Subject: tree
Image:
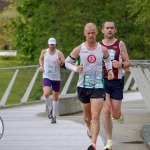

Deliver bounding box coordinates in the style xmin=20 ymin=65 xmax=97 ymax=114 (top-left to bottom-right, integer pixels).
xmin=128 ymin=0 xmax=150 ymax=59
xmin=1 ymin=0 xmax=149 ymax=63
xmin=0 ymin=0 xmax=15 ymax=50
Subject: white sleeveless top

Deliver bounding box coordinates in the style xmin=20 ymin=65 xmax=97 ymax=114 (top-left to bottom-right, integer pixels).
xmin=43 ymin=49 xmax=61 ymax=81
xmin=77 ymin=42 xmax=104 ymax=88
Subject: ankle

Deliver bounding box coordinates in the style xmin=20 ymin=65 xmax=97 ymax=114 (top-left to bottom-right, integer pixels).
xmin=91 ymin=143 xmax=96 ymax=148
xmin=86 ymin=122 xmax=92 ymax=129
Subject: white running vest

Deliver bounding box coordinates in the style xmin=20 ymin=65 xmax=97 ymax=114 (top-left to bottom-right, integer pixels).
xmin=77 ymin=42 xmax=104 ymax=88
xmin=43 ymin=49 xmax=61 ymax=81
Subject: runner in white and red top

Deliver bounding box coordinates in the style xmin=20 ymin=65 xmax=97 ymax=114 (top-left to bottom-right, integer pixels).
xmin=100 ymin=21 xmax=130 ymax=150
xmin=100 ymin=39 xmax=123 ymax=79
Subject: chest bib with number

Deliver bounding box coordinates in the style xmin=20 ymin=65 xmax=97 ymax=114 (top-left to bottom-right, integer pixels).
xmin=109 ymin=49 xmax=116 ymax=60
xmin=45 ymin=65 xmax=56 ymax=74
xmin=83 ymin=75 xmax=103 ymax=88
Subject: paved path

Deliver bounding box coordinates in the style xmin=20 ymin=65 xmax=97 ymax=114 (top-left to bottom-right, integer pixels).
xmin=0 ymin=91 xmax=150 ymax=150
xmin=0 ymin=102 xmax=104 ymax=150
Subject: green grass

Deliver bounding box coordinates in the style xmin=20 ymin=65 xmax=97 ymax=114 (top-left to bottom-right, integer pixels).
xmin=0 ymin=59 xmax=78 ymax=105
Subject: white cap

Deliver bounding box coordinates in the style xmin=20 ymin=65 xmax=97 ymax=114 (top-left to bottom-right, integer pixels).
xmin=48 ymin=37 xmax=56 ymax=45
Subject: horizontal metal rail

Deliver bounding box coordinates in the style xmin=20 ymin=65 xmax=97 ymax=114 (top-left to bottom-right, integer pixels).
xmin=0 ymin=60 xmax=150 ymax=109
xmin=0 ymin=65 xmax=39 ymax=70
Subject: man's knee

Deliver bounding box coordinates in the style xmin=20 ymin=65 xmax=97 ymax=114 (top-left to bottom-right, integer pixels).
xmin=103 ymin=107 xmax=111 ymax=116
xmin=92 ymin=112 xmax=100 ymax=121
xmin=44 ymin=93 xmax=49 ymax=98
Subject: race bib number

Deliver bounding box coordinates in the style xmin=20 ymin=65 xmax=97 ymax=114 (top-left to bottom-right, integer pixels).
xmin=45 ymin=65 xmax=56 ymax=74
xmin=83 ymin=76 xmax=102 ymax=88
xmin=109 ymin=49 xmax=116 ymax=60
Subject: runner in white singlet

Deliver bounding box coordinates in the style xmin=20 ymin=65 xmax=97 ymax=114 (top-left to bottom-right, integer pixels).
xmin=39 ymin=37 xmax=65 ymax=124
xmin=65 ymin=23 xmax=114 ymax=150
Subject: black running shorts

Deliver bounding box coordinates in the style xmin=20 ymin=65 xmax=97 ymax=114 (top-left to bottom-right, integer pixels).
xmin=77 ymin=87 xmax=105 ymax=104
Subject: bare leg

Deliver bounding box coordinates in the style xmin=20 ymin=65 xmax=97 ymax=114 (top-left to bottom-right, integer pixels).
xmin=103 ymin=94 xmax=112 ymax=140
xmin=111 ymin=99 xmax=122 ymax=119
xmin=81 ymin=103 xmax=92 ymax=126
xmin=90 ymin=98 xmax=103 ymax=146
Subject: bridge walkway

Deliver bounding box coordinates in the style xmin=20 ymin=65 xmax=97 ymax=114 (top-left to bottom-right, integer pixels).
xmin=0 ymin=91 xmax=150 ymax=150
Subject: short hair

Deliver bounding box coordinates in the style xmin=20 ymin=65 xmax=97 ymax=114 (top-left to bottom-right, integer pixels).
xmin=84 ymin=22 xmax=97 ymax=31
xmin=102 ymin=20 xmax=116 ymax=29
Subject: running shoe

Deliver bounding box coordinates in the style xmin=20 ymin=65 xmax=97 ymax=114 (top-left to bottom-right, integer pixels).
xmin=87 ymin=144 xmax=96 ymax=150
xmin=104 ymin=140 xmax=112 ymax=150
xmin=104 ymin=148 xmax=112 ymax=150
xmin=51 ymin=116 xmax=56 ymax=124
xmin=111 ymin=115 xmax=115 ymax=121
xmin=48 ymin=109 xmax=53 ymax=119
xmin=111 ymin=113 xmax=124 ymax=124
xmin=87 ymin=129 xmax=92 ymax=139
xmin=85 ymin=123 xmax=92 ymax=139
xmin=117 ymin=113 xmax=124 ymax=124
xmin=104 ymin=145 xmax=112 ymax=150
xmin=87 ymin=127 xmax=92 ymax=139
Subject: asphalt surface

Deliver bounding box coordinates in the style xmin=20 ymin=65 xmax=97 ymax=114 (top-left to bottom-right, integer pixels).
xmin=60 ymin=91 xmax=150 ymax=150
xmin=0 ymin=91 xmax=150 ymax=150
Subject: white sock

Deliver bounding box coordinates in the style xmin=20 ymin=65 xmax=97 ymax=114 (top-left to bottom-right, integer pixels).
xmin=104 ymin=140 xmax=113 ymax=149
xmin=45 ymin=96 xmax=52 ymax=110
xmin=56 ymin=100 xmax=59 ymax=116
xmin=52 ymin=100 xmax=58 ymax=117
xmin=107 ymin=140 xmax=112 ymax=147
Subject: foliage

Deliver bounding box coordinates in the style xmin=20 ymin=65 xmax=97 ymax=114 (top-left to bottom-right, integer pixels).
xmin=0 ymin=0 xmax=150 ymax=62
xmin=0 ymin=0 xmax=15 ymax=49
xmin=128 ymin=0 xmax=150 ymax=59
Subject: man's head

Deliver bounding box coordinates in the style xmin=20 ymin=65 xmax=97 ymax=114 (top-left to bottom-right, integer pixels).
xmin=48 ymin=37 xmax=56 ymax=45
xmin=84 ymin=22 xmax=98 ymax=43
xmin=48 ymin=37 xmax=56 ymax=51
xmin=101 ymin=21 xmax=117 ymax=39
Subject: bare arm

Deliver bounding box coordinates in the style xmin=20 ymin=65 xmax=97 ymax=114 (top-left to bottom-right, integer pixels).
xmin=39 ymin=49 xmax=46 ymax=65
xmin=65 ymin=45 xmax=83 ymax=72
xmin=59 ymin=51 xmax=65 ymax=64
xmin=120 ymin=41 xmax=130 ymax=68
xmin=69 ymin=45 xmax=81 ymax=59
xmin=56 ymin=51 xmax=65 ymax=65
xmin=112 ymin=41 xmax=130 ymax=69
xmin=102 ymin=46 xmax=114 ymax=80
xmin=39 ymin=49 xmax=46 ymax=72
xmin=102 ymin=45 xmax=109 ymax=58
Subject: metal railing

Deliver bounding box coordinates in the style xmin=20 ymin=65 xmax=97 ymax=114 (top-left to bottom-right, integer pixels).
xmin=0 ymin=60 xmax=150 ymax=112
xmin=130 ymin=61 xmax=150 ymax=112
xmin=0 ymin=65 xmax=76 ymax=107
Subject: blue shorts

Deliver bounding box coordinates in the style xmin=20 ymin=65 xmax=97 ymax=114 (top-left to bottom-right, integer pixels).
xmin=42 ymin=78 xmax=60 ymax=92
xmin=77 ymin=87 xmax=105 ymax=104
xmin=104 ymin=79 xmax=123 ymax=100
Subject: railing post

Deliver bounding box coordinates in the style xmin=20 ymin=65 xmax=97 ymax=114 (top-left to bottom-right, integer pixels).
xmin=143 ymin=68 xmax=150 ymax=82
xmin=0 ymin=69 xmax=19 ymax=106
xmin=21 ymin=67 xmax=40 ymax=103
xmin=131 ymin=67 xmax=150 ymax=112
xmin=60 ymin=71 xmax=75 ymax=95
xmin=124 ymin=73 xmax=133 ymax=91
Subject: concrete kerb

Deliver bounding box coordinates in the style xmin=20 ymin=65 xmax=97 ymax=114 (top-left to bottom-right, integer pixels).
xmin=0 ymin=93 xmax=81 ymax=116
xmin=141 ymin=121 xmax=150 ymax=148
xmin=44 ymin=93 xmax=82 ymax=116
